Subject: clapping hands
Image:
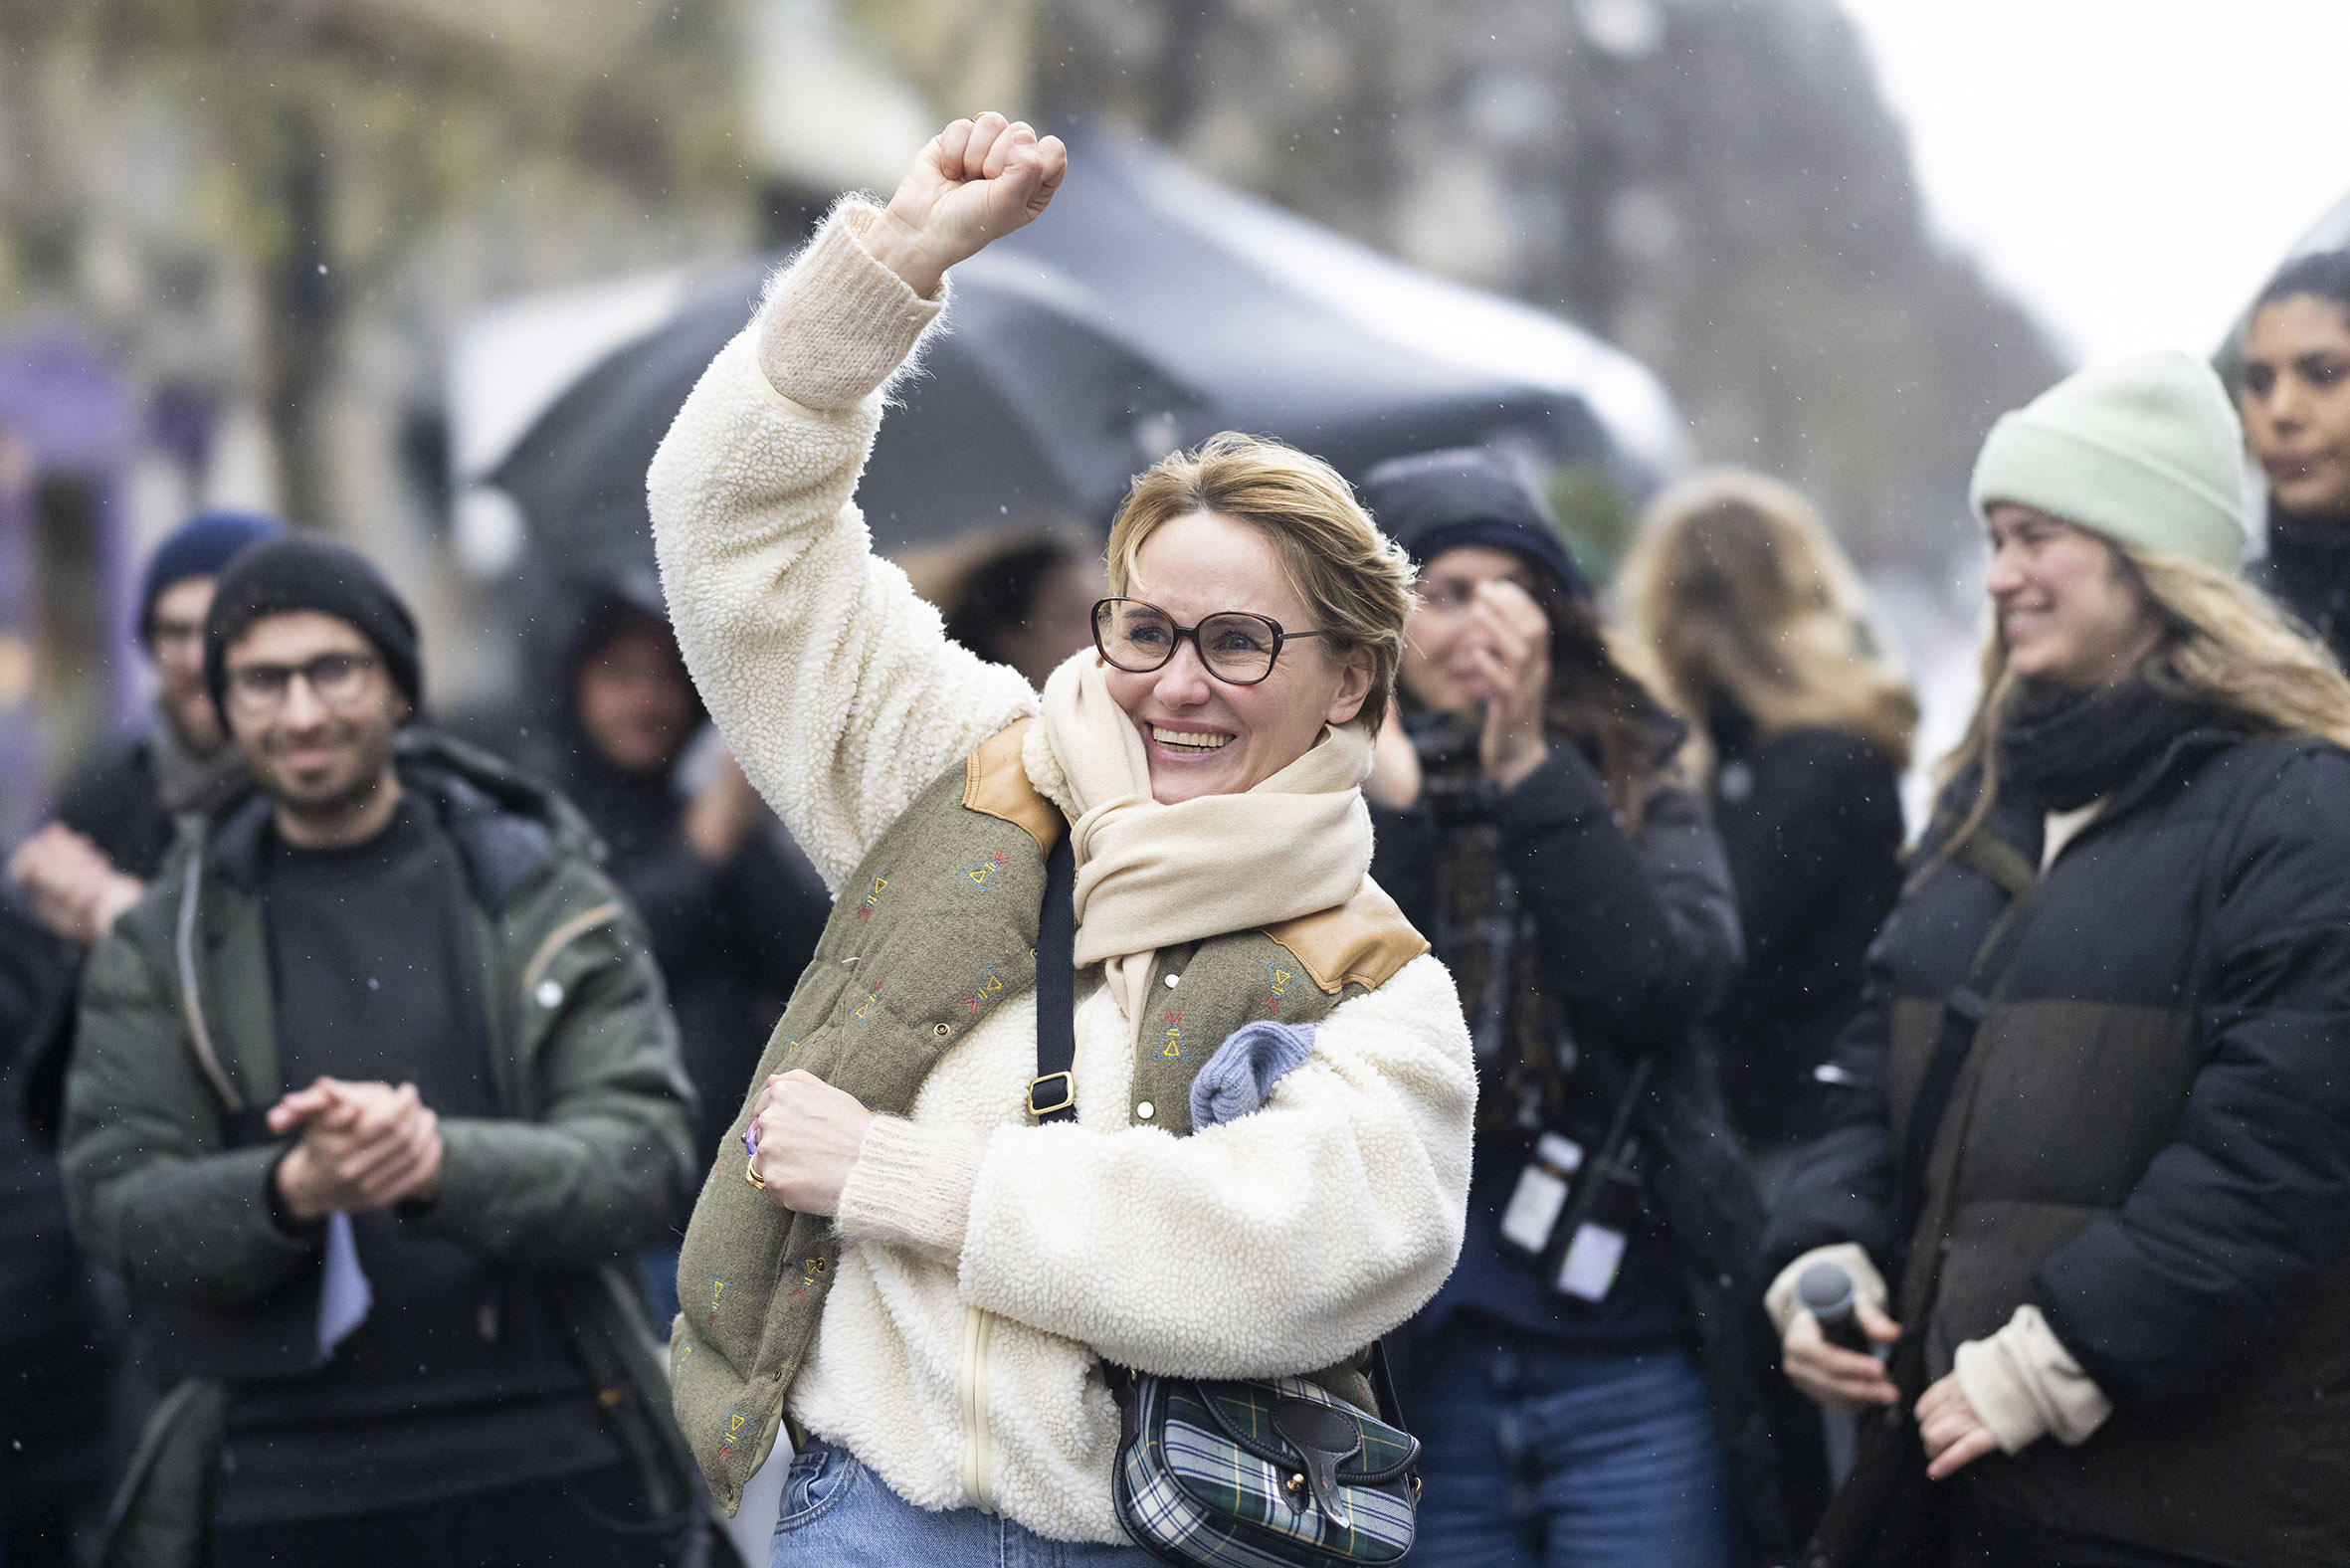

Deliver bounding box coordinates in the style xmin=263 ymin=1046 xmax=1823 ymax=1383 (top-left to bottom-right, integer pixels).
xmin=269 ymin=1077 xmax=445 ymax=1223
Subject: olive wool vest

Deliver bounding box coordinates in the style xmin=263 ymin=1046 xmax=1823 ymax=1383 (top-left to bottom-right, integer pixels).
xmin=669 ymin=721 xmax=1427 ymax=1511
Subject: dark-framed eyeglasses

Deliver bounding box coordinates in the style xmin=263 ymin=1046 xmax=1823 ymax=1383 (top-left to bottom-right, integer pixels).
xmin=223 ymin=651 xmax=384 ymax=717
xmin=1090 ymin=598 xmax=1332 ymax=686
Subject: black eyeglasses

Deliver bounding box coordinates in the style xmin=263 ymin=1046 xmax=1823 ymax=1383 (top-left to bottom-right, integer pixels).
xmin=222 ymin=652 xmax=383 ymax=717
xmin=1091 ymin=598 xmax=1333 ymax=686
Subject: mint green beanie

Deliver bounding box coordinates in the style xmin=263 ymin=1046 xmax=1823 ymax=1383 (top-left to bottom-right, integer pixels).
xmin=1968 ymin=349 xmax=2249 ymax=572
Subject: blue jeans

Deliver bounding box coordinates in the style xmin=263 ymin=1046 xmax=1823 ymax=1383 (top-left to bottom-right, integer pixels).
xmin=1410 ymin=1321 xmax=1745 ymax=1568
xmin=766 ymin=1441 xmax=1151 ymax=1567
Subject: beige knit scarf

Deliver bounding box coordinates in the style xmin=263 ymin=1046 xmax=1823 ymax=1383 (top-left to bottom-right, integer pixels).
xmin=1024 ymin=652 xmax=1375 ymax=1025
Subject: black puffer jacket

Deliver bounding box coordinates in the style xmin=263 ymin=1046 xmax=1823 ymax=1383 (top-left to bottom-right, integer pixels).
xmin=1376 ymin=722 xmax=1826 ymax=1560
xmin=1765 ymin=727 xmax=2350 ymax=1567
xmin=1704 ymin=704 xmax=1905 ymax=1150
xmin=2252 ymin=500 xmax=2350 ymax=672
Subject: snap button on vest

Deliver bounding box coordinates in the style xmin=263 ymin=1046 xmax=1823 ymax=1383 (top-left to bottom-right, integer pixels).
xmin=534 ymin=979 xmax=563 ymax=1008
xmin=1164 ymin=973 xmax=1180 ymax=988
xmin=1136 ymin=1100 xmax=1155 ymax=1120
xmin=932 ymin=1022 xmax=950 ymax=1038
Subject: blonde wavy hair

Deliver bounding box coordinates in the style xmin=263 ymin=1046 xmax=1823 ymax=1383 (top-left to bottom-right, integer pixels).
xmin=1620 ymin=469 xmax=1917 ymax=772
xmin=1932 ymin=540 xmax=2350 ymax=857
xmin=1106 ymin=432 xmax=1416 ymax=732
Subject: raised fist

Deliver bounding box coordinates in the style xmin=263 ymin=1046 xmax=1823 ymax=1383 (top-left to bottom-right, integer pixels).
xmin=865 ymin=113 xmax=1068 ymax=297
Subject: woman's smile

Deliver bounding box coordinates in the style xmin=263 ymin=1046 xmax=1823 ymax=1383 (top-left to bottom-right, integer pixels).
xmin=1146 ymin=723 xmax=1235 ymax=753
xmin=1102 ymin=508 xmax=1370 ymax=804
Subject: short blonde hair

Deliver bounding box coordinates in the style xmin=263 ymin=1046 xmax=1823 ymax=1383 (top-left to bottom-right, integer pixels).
xmin=1106 ymin=432 xmax=1415 ymax=731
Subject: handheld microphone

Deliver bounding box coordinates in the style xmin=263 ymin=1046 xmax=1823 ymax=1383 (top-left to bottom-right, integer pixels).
xmin=1797 ymin=1261 xmax=1873 ymax=1355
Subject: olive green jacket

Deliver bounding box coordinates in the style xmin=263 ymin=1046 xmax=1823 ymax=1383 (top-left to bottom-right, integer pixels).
xmin=61 ymin=731 xmax=705 ymax=1568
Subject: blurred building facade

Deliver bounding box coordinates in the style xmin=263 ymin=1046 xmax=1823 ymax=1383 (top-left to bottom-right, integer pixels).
xmin=2 ymin=0 xmax=2062 ymax=816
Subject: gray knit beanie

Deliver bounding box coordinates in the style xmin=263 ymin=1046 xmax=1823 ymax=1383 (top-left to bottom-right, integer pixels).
xmin=1968 ymin=349 xmax=2249 ymax=572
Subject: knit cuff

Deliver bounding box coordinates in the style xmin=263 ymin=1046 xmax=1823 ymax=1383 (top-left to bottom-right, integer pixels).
xmin=1952 ymin=1304 xmax=2113 ymax=1456
xmin=834 ymin=1114 xmax=987 ymax=1264
xmin=1763 ymin=1242 xmax=1887 ymax=1337
xmin=753 ymin=199 xmax=948 ymax=412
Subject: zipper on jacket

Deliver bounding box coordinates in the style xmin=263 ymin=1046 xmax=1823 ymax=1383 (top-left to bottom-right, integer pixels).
xmin=958 ymin=1303 xmax=997 ymax=1512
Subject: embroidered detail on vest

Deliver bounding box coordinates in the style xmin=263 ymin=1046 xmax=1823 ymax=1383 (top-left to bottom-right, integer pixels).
xmin=852 ymin=980 xmax=883 ymax=1020
xmin=1264 ymin=959 xmax=1300 ymax=1015
xmin=706 ymin=1276 xmax=726 ymax=1326
xmin=964 ymin=963 xmax=1006 ymax=1013
xmin=1261 ymin=882 xmax=1428 ymax=994
xmin=1156 ymin=1009 xmax=1187 ymax=1060
xmin=790 ymin=1255 xmax=828 ymax=1301
xmin=960 ymin=850 xmax=1012 ymax=890
xmin=719 ymin=1407 xmax=748 ymax=1460
xmin=857 ymin=874 xmax=890 ymax=921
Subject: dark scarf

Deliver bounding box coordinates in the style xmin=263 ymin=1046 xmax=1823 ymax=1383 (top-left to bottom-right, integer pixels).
xmin=1411 ymin=711 xmax=1608 ymax=1136
xmin=149 ymin=698 xmax=252 ymax=816
xmin=2261 ymin=499 xmax=2350 ymax=669
xmin=1998 ymin=677 xmax=2213 ymax=812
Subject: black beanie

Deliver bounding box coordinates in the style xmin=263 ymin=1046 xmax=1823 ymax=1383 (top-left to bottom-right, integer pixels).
xmin=204 ymin=535 xmax=423 ymax=718
xmin=138 ymin=509 xmax=283 ymax=640
xmin=1360 ymin=448 xmax=1591 ymax=601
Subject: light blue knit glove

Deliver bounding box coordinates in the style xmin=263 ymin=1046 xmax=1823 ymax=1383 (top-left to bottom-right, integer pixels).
xmin=1189 ymin=1021 xmax=1315 ymax=1129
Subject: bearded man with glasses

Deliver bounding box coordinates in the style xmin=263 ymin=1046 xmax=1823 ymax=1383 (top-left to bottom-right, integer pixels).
xmin=58 ymin=534 xmax=716 ymax=1568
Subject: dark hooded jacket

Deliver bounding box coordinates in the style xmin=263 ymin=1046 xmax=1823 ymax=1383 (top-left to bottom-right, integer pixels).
xmin=1703 ymin=701 xmax=1906 ymax=1150
xmin=59 ymin=730 xmax=711 ymax=1567
xmin=1765 ymin=722 xmax=2350 ymax=1567
xmin=522 ymin=580 xmax=829 ymax=1169
xmin=1374 ymin=713 xmax=1826 ymax=1560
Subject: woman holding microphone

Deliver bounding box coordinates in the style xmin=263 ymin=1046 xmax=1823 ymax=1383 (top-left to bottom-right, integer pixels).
xmin=1765 ymin=352 xmax=2350 ymax=1567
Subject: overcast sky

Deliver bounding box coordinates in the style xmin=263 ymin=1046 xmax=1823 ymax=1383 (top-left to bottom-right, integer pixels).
xmin=1834 ymin=0 xmax=2350 ymax=366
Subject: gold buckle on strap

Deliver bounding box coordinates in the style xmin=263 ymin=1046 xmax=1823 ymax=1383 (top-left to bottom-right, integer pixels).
xmin=1027 ymin=1072 xmax=1075 ymax=1117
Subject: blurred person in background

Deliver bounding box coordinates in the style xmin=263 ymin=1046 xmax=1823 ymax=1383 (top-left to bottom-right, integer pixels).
xmin=61 ymin=535 xmax=708 ymax=1568
xmin=1363 ymin=449 xmax=1817 ymax=1568
xmin=1766 ymin=353 xmax=2350 ymax=1567
xmin=2241 ymin=250 xmax=2350 ymax=669
xmin=897 ymin=522 xmax=1105 ymax=688
xmin=10 ymin=508 xmax=279 ymax=948
xmin=1618 ymin=472 xmax=1914 ymax=1193
xmin=0 ymin=508 xmax=278 ymax=1566
xmin=9 ymin=509 xmax=281 ymax=1135
xmin=537 ymin=568 xmax=828 ymax=1321
xmin=0 ymin=897 xmax=110 ymax=1567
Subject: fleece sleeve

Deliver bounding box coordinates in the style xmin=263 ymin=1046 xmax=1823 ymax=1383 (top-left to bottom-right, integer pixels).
xmin=647 ymin=199 xmax=1041 ymax=892
xmin=952 ymin=953 xmax=1476 ymax=1379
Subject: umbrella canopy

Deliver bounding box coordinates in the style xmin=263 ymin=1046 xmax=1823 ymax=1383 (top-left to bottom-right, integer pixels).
xmin=488 ymin=126 xmax=1685 ymax=570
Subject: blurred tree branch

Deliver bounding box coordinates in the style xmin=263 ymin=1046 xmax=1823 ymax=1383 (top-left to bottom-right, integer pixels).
xmin=1 ymin=0 xmax=754 ymax=528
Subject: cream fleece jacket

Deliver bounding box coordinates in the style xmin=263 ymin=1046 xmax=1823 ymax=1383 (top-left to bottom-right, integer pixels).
xmin=1765 ymin=1245 xmax=2112 ymax=1456
xmin=648 ymin=201 xmax=1476 ymax=1543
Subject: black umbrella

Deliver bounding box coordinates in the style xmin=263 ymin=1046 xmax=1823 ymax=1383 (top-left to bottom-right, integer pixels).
xmin=489 ymin=126 xmax=1683 ymax=569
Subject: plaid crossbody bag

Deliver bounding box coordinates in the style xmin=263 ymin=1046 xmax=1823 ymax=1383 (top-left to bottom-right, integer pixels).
xmin=1031 ymin=837 xmax=1424 ymax=1567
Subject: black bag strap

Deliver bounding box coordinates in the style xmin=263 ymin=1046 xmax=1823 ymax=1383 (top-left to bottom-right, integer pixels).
xmin=1028 ymin=831 xmax=1078 ymax=1123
